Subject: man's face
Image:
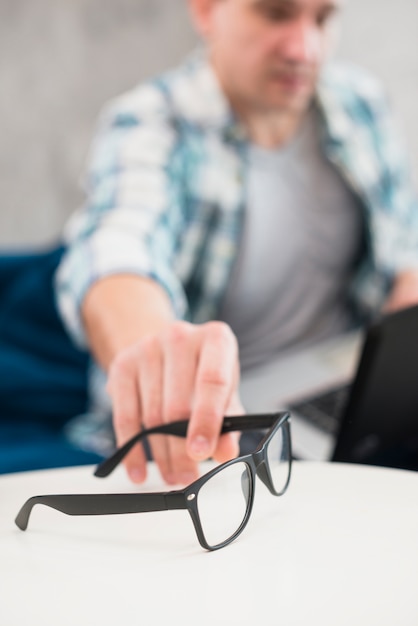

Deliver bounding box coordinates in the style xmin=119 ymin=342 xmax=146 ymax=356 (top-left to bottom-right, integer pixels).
xmin=190 ymin=0 xmax=342 ymax=115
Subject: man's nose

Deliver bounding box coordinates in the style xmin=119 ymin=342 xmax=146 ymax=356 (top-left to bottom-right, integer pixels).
xmin=279 ymin=18 xmax=322 ymax=64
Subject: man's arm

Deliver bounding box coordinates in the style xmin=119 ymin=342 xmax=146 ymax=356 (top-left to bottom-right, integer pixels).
xmin=58 ymin=75 xmax=243 ymax=485
xmin=82 ymin=274 xmax=173 ymax=370
xmin=82 ymin=274 xmax=242 ymax=485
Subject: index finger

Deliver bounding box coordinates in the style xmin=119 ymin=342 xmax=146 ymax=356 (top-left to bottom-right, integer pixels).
xmin=186 ymin=322 xmax=239 ymax=461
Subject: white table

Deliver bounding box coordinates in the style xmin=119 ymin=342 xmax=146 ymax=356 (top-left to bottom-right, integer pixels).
xmin=1 ymin=462 xmax=417 ymax=626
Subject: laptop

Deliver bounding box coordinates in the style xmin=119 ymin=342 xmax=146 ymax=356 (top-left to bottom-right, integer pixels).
xmin=240 ymin=304 xmax=418 ymax=470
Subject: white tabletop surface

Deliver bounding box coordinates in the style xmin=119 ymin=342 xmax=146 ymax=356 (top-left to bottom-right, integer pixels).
xmin=1 ymin=461 xmax=417 ymax=626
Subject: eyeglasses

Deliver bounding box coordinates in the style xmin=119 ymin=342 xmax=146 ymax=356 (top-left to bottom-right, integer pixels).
xmin=15 ymin=412 xmax=292 ymax=551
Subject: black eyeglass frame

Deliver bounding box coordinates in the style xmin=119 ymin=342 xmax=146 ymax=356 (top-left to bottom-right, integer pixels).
xmin=15 ymin=412 xmax=292 ymax=551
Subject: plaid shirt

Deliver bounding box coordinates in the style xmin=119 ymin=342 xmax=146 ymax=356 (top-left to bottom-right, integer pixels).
xmin=56 ymin=51 xmax=418 ymax=347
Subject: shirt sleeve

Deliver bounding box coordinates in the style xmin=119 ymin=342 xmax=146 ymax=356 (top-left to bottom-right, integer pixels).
xmin=319 ymin=64 xmax=418 ymax=316
xmin=55 ymin=86 xmax=188 ymax=347
xmin=356 ymin=83 xmax=418 ymax=315
xmin=368 ymin=84 xmax=418 ymax=274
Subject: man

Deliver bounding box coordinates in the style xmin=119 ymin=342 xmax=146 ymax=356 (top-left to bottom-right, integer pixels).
xmin=56 ymin=0 xmax=418 ymax=485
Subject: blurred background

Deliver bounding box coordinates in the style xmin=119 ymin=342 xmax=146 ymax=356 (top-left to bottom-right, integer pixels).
xmin=1 ymin=0 xmax=417 ymax=247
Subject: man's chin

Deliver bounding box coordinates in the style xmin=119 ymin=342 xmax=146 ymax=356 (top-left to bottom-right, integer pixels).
xmin=255 ymin=78 xmax=313 ymax=110
xmin=264 ymin=92 xmax=314 ymax=115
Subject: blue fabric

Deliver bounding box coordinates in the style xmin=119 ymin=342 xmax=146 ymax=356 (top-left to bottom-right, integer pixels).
xmin=0 ymin=420 xmax=103 ymax=474
xmin=0 ymin=245 xmax=103 ymax=473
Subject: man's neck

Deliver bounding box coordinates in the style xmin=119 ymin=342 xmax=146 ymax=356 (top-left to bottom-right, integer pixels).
xmin=209 ymin=54 xmax=310 ymax=149
xmin=235 ymin=106 xmax=306 ymax=148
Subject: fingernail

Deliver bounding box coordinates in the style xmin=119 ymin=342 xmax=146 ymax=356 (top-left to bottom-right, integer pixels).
xmin=179 ymin=472 xmax=196 ymax=485
xmin=190 ymin=436 xmax=211 ymax=458
xmin=129 ymin=468 xmax=144 ymax=483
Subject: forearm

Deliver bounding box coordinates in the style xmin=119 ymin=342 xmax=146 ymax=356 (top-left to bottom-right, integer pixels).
xmin=81 ymin=274 xmax=175 ymax=370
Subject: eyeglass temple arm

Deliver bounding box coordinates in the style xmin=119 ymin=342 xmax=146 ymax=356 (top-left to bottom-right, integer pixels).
xmin=15 ymin=491 xmax=187 ymax=531
xmin=94 ymin=413 xmax=283 ymax=479
xmin=94 ymin=421 xmax=190 ymax=478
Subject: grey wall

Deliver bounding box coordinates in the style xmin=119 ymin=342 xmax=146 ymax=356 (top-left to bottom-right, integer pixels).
xmin=1 ymin=0 xmax=417 ymax=246
xmin=0 ymin=0 xmax=197 ymax=246
xmin=339 ymin=0 xmax=418 ymax=176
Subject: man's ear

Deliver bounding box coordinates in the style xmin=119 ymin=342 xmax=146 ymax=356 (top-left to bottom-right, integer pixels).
xmin=188 ymin=0 xmax=219 ymax=37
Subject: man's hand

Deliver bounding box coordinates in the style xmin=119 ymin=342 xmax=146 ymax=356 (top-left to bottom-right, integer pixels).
xmin=82 ymin=275 xmax=244 ymax=485
xmin=106 ymin=320 xmax=243 ymax=485
xmin=383 ymin=270 xmax=418 ymax=313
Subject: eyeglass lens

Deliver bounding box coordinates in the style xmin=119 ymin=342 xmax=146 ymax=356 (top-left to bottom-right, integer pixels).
xmin=197 ymin=461 xmax=252 ymax=549
xmin=266 ymin=424 xmax=290 ymax=494
xmin=196 ymin=422 xmax=289 ymax=549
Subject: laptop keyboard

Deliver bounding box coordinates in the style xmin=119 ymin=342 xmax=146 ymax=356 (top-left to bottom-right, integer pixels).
xmin=288 ymin=384 xmax=351 ymax=434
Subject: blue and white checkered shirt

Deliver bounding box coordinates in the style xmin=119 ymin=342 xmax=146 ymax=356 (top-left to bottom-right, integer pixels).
xmin=56 ymin=51 xmax=418 ymax=453
xmin=57 ymin=51 xmax=418 ymax=347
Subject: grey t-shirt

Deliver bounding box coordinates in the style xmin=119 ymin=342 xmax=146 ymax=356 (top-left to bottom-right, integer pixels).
xmin=218 ymin=107 xmax=363 ymax=372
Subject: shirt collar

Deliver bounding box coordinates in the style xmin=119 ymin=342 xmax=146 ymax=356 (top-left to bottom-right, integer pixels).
xmin=315 ymin=63 xmax=356 ymax=144
xmin=173 ymin=49 xmax=248 ymax=142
